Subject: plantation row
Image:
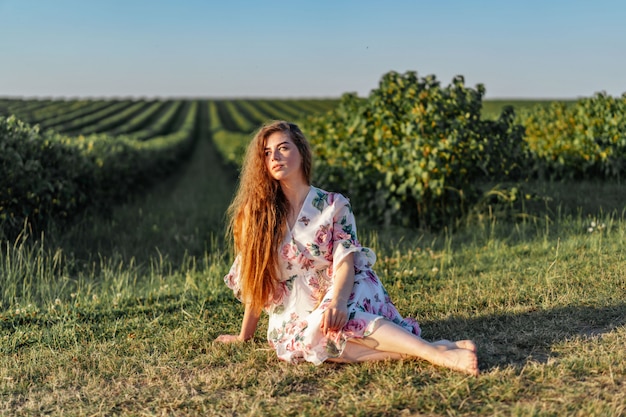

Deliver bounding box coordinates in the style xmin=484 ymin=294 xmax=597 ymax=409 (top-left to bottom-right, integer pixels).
xmin=304 ymin=72 xmax=626 ymax=227
xmin=185 ymin=72 xmax=626 ymax=229
xmin=2 ymin=70 xmax=625 ymax=235
xmin=0 ymin=97 xmax=338 ymax=240
xmin=0 ymin=97 xmax=338 ymax=137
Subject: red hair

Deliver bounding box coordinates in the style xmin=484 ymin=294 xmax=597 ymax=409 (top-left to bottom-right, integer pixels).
xmin=227 ymin=121 xmax=312 ymax=313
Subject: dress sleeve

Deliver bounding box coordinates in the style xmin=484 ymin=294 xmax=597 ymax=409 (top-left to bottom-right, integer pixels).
xmin=223 ymin=254 xmax=243 ymax=302
xmin=331 ymin=194 xmax=376 ymax=274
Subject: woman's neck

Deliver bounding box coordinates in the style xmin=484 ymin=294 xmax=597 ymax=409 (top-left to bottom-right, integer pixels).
xmin=280 ymin=179 xmax=310 ymax=223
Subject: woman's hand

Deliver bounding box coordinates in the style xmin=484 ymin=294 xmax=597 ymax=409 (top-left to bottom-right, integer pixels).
xmin=321 ymin=253 xmax=354 ymax=336
xmin=214 ymin=303 xmax=261 ymax=344
xmin=321 ymin=301 xmax=348 ymax=335
xmin=214 ymin=334 xmax=244 ymax=343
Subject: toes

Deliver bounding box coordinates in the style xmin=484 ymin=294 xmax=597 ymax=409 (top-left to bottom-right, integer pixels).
xmin=445 ymin=349 xmax=479 ymax=376
xmin=457 ymin=340 xmax=477 ymax=353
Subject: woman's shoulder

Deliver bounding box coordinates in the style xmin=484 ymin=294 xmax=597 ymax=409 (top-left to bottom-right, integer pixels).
xmin=308 ymin=186 xmax=352 ymax=218
xmin=309 ymin=185 xmax=350 ymax=210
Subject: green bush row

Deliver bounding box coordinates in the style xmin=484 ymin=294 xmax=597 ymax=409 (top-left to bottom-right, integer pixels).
xmin=108 ymin=100 xmax=169 ymax=136
xmin=301 ymin=72 xmax=625 ymax=228
xmin=211 ymin=129 xmax=250 ymax=166
xmin=39 ymin=101 xmax=124 ymax=132
xmin=303 ymin=71 xmax=526 ymax=228
xmin=0 ymin=99 xmax=90 ymax=126
xmin=518 ymin=92 xmax=626 ymax=180
xmin=78 ymin=100 xmax=151 ymax=135
xmin=0 ymin=101 xmax=198 ymax=240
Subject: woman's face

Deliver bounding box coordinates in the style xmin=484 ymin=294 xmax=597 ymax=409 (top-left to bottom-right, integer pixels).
xmin=264 ymin=131 xmax=303 ymax=183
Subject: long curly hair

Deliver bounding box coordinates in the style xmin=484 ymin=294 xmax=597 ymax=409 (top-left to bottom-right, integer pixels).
xmin=227 ymin=121 xmax=312 ymax=313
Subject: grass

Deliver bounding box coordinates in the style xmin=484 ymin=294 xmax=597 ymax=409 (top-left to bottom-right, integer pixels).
xmin=1 ymin=129 xmax=626 ymax=415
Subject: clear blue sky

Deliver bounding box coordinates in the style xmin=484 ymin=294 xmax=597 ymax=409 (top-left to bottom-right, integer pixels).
xmin=1 ymin=0 xmax=624 ymax=99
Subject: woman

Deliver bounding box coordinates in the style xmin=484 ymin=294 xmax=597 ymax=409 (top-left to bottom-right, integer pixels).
xmin=215 ymin=121 xmax=479 ymax=376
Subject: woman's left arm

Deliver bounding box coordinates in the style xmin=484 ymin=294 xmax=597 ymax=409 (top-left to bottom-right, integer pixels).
xmin=321 ymin=252 xmax=355 ymax=335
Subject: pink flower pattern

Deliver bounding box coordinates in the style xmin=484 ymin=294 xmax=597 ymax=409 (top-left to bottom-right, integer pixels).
xmin=281 ymin=240 xmax=298 ymax=262
xmin=307 ymin=271 xmax=330 ymax=304
xmin=314 ymin=224 xmax=333 ymax=247
xmin=223 ymin=186 xmax=420 ymax=365
xmin=343 ymin=319 xmax=367 ymax=337
xmin=270 ymin=278 xmax=293 ymax=307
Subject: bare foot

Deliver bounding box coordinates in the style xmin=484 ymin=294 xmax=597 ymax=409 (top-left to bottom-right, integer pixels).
xmin=436 ymin=348 xmax=480 ymax=376
xmin=433 ymin=339 xmax=477 ymax=353
xmin=431 ymin=349 xmax=479 ymax=376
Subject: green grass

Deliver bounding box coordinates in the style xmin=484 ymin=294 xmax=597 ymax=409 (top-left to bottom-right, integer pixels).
xmin=1 ymin=129 xmax=626 ymax=415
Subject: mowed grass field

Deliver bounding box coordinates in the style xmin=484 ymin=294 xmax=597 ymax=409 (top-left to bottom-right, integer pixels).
xmin=1 ymin=99 xmax=625 ymax=416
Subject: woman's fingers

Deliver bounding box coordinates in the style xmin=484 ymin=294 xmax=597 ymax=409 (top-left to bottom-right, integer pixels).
xmin=322 ymin=308 xmax=348 ymax=334
xmin=214 ymin=334 xmax=242 ymax=343
xmin=322 ymin=310 xmax=331 ymax=333
xmin=330 ymin=310 xmax=344 ymax=329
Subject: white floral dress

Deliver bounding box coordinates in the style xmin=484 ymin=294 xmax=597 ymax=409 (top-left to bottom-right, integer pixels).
xmin=224 ymin=186 xmax=421 ymax=365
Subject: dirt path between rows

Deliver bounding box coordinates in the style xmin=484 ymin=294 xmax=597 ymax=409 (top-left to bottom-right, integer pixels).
xmin=58 ymin=103 xmax=239 ymax=267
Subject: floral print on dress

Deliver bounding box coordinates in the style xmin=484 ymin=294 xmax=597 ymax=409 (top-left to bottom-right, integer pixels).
xmin=224 ymin=186 xmax=421 ymax=365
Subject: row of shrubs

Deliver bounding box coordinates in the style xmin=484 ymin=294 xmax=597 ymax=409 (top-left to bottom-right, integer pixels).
xmin=0 ymin=101 xmax=198 ymax=240
xmin=4 ymin=74 xmax=624 ymax=234
xmin=518 ymin=93 xmax=626 ymax=179
xmin=303 ymin=72 xmax=524 ymax=227
xmin=303 ymin=71 xmax=626 ymax=228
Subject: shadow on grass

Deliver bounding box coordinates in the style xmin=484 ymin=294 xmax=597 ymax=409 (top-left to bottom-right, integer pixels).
xmin=424 ymin=302 xmax=626 ymax=371
xmin=519 ymin=179 xmax=626 ymax=219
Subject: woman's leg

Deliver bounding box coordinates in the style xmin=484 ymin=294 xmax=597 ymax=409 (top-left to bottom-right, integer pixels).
xmin=331 ymin=320 xmax=479 ymax=376
xmin=326 ymin=341 xmax=405 ymax=363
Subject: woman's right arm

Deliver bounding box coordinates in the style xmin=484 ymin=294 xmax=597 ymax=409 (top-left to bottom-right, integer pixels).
xmin=214 ymin=303 xmax=261 ymax=343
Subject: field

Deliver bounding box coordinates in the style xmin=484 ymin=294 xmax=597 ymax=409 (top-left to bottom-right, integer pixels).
xmin=480 ymin=99 xmax=573 ymax=119
xmin=1 ymin=96 xmax=625 ymax=416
